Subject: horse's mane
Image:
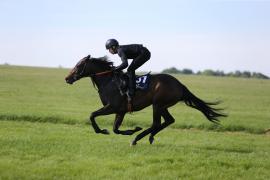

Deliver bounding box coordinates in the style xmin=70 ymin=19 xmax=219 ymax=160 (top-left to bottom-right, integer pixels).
xmin=89 ymin=56 xmax=114 ymax=89
xmin=90 ymin=56 xmax=114 ymax=69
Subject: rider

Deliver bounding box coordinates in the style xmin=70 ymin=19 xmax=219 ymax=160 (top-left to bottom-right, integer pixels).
xmin=105 ymin=39 xmax=151 ymax=99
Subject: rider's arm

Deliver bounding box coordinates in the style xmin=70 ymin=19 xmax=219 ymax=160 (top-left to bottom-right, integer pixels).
xmin=115 ymin=49 xmax=128 ymax=71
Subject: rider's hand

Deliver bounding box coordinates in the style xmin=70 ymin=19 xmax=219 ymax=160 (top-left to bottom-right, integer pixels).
xmin=112 ymin=67 xmax=119 ymax=72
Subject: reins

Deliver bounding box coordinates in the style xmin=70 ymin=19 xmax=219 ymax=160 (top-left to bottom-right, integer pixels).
xmin=89 ymin=70 xmax=113 ymax=91
xmin=91 ymin=70 xmax=113 ymax=77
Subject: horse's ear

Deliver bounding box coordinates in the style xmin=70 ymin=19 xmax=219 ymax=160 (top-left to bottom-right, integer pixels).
xmin=86 ymin=55 xmax=91 ymax=60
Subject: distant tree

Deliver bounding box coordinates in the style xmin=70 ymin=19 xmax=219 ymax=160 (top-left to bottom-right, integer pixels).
xmin=162 ymin=67 xmax=181 ymax=74
xmin=242 ymin=71 xmax=251 ymax=78
xmin=161 ymin=68 xmax=269 ymax=80
xmin=227 ymin=72 xmax=234 ymax=77
xmin=215 ymin=70 xmax=225 ymax=77
xmin=252 ymin=72 xmax=269 ymax=79
xmin=233 ymin=70 xmax=242 ymax=77
xmin=202 ymin=69 xmax=216 ymax=76
xmin=182 ymin=68 xmax=193 ymax=75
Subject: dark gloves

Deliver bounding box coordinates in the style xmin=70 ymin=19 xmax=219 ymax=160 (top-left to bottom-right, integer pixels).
xmin=112 ymin=66 xmax=121 ymax=72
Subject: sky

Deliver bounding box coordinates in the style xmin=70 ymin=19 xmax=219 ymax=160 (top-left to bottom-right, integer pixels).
xmin=0 ymin=0 xmax=270 ymax=75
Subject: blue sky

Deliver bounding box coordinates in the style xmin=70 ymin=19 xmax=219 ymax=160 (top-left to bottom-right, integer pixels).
xmin=1 ymin=0 xmax=270 ymax=75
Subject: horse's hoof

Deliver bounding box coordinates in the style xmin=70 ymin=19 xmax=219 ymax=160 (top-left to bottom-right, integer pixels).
xmin=101 ymin=129 xmax=110 ymax=135
xmin=135 ymin=126 xmax=143 ymax=132
xmin=130 ymin=140 xmax=137 ymax=146
xmin=149 ymin=136 xmax=154 ymax=144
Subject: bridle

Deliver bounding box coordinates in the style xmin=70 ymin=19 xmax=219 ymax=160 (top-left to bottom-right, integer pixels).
xmin=71 ymin=60 xmax=88 ymax=81
xmin=75 ymin=60 xmax=88 ymax=78
xmin=76 ymin=60 xmax=113 ymax=79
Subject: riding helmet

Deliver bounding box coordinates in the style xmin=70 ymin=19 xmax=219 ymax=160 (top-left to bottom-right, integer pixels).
xmin=105 ymin=39 xmax=119 ymax=49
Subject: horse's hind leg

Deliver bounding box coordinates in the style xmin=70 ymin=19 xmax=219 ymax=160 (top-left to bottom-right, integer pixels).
xmin=131 ymin=105 xmax=161 ymax=146
xmin=113 ymin=113 xmax=142 ymax=135
xmin=149 ymin=108 xmax=175 ymax=144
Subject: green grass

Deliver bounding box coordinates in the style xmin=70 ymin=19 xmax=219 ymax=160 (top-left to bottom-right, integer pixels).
xmin=0 ymin=121 xmax=269 ymax=180
xmin=0 ymin=65 xmax=270 ymax=179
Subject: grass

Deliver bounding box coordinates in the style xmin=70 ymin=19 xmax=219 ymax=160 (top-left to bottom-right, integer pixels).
xmin=0 ymin=65 xmax=270 ymax=179
xmin=0 ymin=121 xmax=269 ymax=180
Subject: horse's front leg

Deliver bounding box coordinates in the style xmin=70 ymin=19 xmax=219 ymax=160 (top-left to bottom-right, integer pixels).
xmin=113 ymin=113 xmax=142 ymax=135
xmin=90 ymin=104 xmax=114 ymax=135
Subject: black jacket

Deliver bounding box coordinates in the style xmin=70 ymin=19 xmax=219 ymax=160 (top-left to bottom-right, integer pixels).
xmin=115 ymin=44 xmax=144 ymax=71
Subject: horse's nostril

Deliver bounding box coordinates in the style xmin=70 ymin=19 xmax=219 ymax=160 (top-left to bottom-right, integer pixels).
xmin=65 ymin=78 xmax=74 ymax=84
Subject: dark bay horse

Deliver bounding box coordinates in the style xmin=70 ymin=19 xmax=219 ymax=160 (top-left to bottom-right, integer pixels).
xmin=65 ymin=55 xmax=226 ymax=145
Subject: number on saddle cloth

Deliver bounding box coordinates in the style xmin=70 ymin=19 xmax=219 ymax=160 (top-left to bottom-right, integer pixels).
xmin=135 ymin=73 xmax=150 ymax=90
xmin=114 ymin=73 xmax=151 ymax=96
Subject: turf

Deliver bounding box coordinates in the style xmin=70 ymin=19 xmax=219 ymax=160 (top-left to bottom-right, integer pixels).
xmin=0 ymin=65 xmax=269 ymax=179
xmin=0 ymin=121 xmax=269 ymax=180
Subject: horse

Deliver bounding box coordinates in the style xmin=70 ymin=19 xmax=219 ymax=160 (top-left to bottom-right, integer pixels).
xmin=65 ymin=55 xmax=226 ymax=145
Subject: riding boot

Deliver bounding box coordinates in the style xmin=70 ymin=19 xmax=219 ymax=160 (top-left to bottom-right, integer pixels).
xmin=127 ymin=71 xmax=136 ymax=97
xmin=126 ymin=71 xmax=136 ymax=112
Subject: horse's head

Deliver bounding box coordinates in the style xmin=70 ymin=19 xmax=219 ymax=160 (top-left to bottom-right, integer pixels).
xmin=65 ymin=55 xmax=114 ymax=84
xmin=65 ymin=55 xmax=92 ymax=84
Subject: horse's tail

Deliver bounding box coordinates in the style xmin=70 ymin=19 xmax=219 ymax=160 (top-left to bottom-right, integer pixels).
xmin=182 ymin=86 xmax=227 ymax=123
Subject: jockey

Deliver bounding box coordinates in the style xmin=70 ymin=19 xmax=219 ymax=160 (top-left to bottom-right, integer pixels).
xmin=105 ymin=39 xmax=151 ymax=99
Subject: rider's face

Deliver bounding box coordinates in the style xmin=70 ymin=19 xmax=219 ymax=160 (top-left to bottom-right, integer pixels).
xmin=109 ymin=47 xmax=117 ymax=54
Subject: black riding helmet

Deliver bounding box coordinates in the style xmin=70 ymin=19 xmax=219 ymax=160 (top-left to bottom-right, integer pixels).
xmin=105 ymin=39 xmax=119 ymax=49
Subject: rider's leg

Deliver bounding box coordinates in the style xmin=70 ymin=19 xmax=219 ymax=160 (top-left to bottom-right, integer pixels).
xmin=127 ymin=70 xmax=136 ymax=97
xmin=127 ymin=48 xmax=151 ymax=97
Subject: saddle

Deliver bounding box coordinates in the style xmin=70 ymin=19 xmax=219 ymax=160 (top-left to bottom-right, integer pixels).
xmin=113 ymin=72 xmax=151 ymax=96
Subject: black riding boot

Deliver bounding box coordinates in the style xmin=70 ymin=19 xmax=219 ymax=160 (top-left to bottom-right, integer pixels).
xmin=127 ymin=71 xmax=136 ymax=97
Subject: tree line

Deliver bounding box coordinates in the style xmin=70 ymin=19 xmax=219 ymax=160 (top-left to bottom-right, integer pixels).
xmin=162 ymin=67 xmax=269 ymax=79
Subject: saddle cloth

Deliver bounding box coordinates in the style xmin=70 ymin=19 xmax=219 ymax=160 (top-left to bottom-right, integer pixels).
xmin=114 ymin=73 xmax=151 ymax=96
xmin=135 ymin=74 xmax=150 ymax=90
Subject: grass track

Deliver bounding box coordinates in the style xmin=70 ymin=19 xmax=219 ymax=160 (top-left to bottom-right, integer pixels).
xmin=0 ymin=65 xmax=270 ymax=179
xmin=0 ymin=121 xmax=269 ymax=179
